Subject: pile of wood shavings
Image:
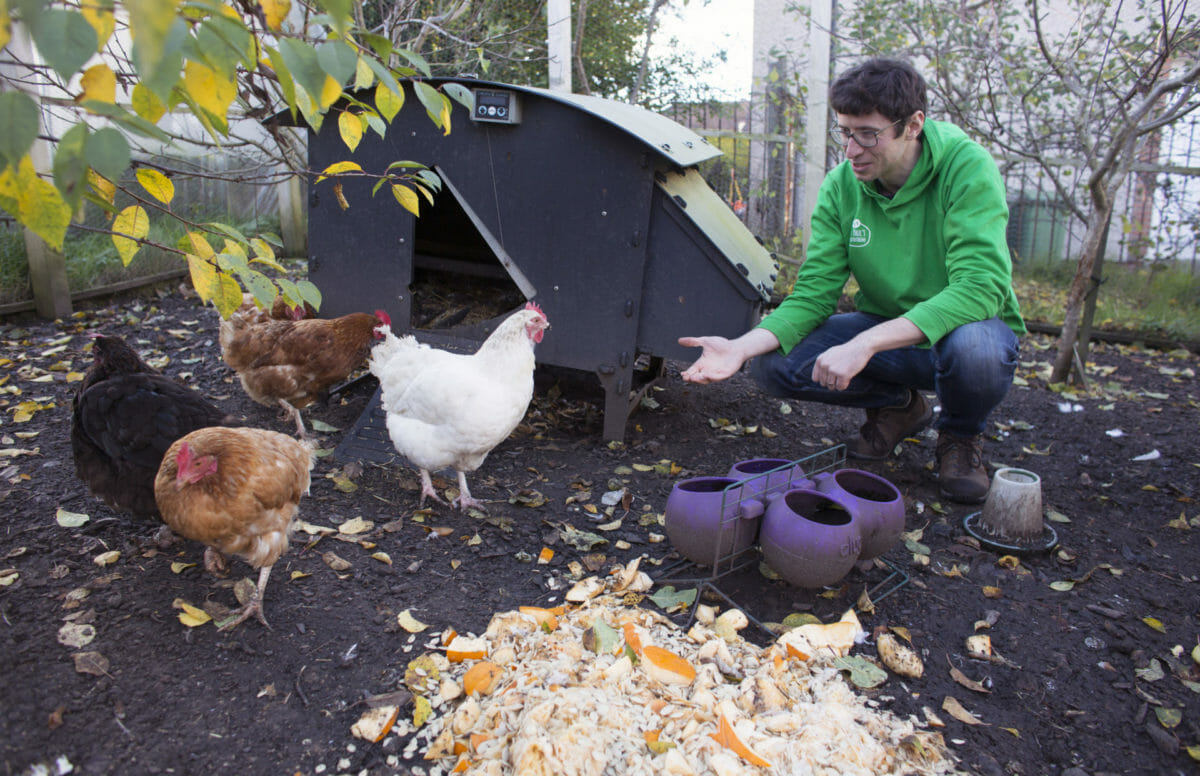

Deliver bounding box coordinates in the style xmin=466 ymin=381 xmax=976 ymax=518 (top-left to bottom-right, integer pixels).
xmin=409 ymin=586 xmax=964 ymax=775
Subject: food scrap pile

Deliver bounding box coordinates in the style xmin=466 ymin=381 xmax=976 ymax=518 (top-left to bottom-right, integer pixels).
xmin=357 ymin=561 xmax=964 ymax=776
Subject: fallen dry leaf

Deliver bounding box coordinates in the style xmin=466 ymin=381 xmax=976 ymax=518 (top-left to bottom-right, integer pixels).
xmin=941 ymin=695 xmax=987 ymax=725
xmin=949 ymin=663 xmax=991 ymax=693
xmin=72 ymin=651 xmax=110 ymax=676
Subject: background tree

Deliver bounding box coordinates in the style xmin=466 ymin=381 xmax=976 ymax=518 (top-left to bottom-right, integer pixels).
xmin=0 ymin=0 xmax=473 ymax=318
xmin=365 ymin=0 xmax=714 ymax=109
xmin=839 ymin=0 xmax=1199 ymax=382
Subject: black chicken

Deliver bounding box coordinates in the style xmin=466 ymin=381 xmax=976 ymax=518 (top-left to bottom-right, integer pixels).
xmin=71 ymin=334 xmax=235 ymax=519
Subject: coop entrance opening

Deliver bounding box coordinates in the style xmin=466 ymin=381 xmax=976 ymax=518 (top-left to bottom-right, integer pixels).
xmin=409 ymin=166 xmax=534 ymax=332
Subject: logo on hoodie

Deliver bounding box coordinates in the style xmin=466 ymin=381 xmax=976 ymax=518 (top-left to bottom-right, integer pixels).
xmin=849 ymin=218 xmax=871 ymax=248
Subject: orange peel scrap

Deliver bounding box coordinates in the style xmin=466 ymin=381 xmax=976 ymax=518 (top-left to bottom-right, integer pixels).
xmin=641 ymin=644 xmax=696 ymax=685
xmin=622 ymin=622 xmax=643 ymax=655
xmin=446 ymin=635 xmax=488 ymax=663
xmin=710 ymin=713 xmax=772 ymax=768
xmin=519 ymin=606 xmax=560 ymax=632
xmin=462 ymin=661 xmax=504 ymax=696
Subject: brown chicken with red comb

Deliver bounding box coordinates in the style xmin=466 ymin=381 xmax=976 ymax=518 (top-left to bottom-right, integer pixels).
xmin=218 ymin=307 xmax=390 ymax=436
xmin=154 ymin=426 xmax=312 ymax=630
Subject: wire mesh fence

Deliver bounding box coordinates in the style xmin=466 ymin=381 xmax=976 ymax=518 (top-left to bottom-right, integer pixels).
xmin=667 ymin=99 xmax=1200 ymax=278
xmin=0 ymin=152 xmax=285 ymax=308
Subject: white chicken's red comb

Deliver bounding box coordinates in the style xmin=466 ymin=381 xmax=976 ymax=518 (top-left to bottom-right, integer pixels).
xmin=524 ymin=301 xmax=544 ymax=318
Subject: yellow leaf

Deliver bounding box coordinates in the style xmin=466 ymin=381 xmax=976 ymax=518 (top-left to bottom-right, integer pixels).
xmin=354 ymin=56 xmax=374 ymax=90
xmin=80 ymin=2 xmax=115 ymax=50
xmin=259 ymin=0 xmax=290 ymax=30
xmin=391 ymin=184 xmax=419 ymax=216
xmin=0 ymin=156 xmax=71 ymax=250
xmin=375 ymin=81 xmax=404 ymax=123
xmin=186 ymin=231 xmax=215 ymax=259
xmin=1001 ymin=727 xmax=1020 ymax=738
xmin=1142 ymin=616 xmax=1167 ymax=634
xmin=289 ymin=570 xmax=310 ymax=580
xmin=88 ymin=170 xmax=116 ymax=207
xmin=412 ymin=695 xmax=432 ymax=728
xmin=338 ymin=516 xmax=373 ymax=534
xmin=338 ymin=111 xmax=363 ymax=152
xmin=111 ymin=205 xmax=149 ymax=265
xmin=212 ymin=272 xmax=244 ymax=319
xmin=371 ymin=551 xmax=392 ymax=565
xmin=439 ymin=100 xmax=452 ymax=136
xmin=177 ymin=601 xmax=212 ymax=627
xmin=131 ymin=83 xmax=166 ymax=124
xmin=316 ymin=160 xmax=362 ymax=183
xmin=184 ymin=61 xmax=237 ymax=121
xmin=79 ymin=63 xmax=116 ymax=105
xmin=136 ymin=168 xmax=175 ymax=205
xmin=170 ymin=562 xmax=196 ymax=574
xmin=318 ymin=74 xmax=341 ymax=110
xmin=187 ymin=254 xmax=218 ymax=303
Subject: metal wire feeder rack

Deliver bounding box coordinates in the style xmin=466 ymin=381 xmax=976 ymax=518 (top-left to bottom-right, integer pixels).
xmin=653 ymin=444 xmax=910 ymax=637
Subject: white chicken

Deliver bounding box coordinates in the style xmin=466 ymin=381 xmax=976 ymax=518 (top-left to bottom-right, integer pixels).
xmin=368 ymin=302 xmax=549 ymax=511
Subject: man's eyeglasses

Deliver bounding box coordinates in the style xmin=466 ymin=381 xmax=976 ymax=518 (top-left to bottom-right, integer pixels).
xmin=829 ymin=117 xmax=905 ymax=148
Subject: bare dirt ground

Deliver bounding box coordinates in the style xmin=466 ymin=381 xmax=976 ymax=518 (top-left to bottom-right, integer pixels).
xmin=1 ymin=286 xmax=1198 ymax=776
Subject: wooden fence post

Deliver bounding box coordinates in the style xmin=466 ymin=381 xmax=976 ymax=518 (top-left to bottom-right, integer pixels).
xmin=8 ymin=22 xmax=72 ymax=319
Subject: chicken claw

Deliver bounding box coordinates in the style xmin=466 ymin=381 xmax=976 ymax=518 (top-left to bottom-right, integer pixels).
xmin=452 ymin=471 xmax=487 ymax=512
xmin=418 ymin=470 xmax=447 ymax=507
xmin=217 ymin=566 xmax=273 ymax=631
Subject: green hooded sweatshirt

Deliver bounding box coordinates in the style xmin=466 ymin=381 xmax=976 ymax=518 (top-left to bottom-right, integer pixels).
xmin=758 ymin=119 xmax=1025 ymax=353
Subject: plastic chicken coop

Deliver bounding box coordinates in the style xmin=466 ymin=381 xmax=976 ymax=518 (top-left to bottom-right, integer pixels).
xmin=297 ymin=78 xmax=777 ymax=447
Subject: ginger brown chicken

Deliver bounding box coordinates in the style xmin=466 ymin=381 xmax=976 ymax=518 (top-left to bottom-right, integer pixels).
xmin=154 ymin=426 xmax=312 ymax=630
xmin=218 ymin=308 xmax=389 ymax=436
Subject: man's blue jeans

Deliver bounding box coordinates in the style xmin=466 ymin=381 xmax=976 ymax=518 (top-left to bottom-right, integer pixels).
xmin=749 ymin=313 xmax=1020 ymax=437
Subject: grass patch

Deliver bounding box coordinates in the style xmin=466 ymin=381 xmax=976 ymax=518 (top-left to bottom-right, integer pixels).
xmin=1013 ymin=261 xmax=1200 ymax=343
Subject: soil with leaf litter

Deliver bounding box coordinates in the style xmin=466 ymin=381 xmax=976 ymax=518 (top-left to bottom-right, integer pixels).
xmin=1 ymin=286 xmax=1198 ymax=776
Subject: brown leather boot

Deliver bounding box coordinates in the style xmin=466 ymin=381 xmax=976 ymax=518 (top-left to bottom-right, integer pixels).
xmin=936 ymin=432 xmax=989 ymax=504
xmin=847 ymin=389 xmax=933 ymax=460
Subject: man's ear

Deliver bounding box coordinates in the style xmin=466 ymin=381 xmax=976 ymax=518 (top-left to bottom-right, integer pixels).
xmin=907 ymin=111 xmax=926 ymax=139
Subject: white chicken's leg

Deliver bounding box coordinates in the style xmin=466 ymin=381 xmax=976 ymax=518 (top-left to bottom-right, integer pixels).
xmin=453 ymin=471 xmax=487 ymax=512
xmin=279 ymin=399 xmax=306 ymax=438
xmin=418 ymin=469 xmax=446 ymax=506
xmin=218 ymin=565 xmax=273 ymax=631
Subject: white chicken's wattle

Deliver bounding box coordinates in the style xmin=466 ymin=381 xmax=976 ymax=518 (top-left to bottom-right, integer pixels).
xmin=368 ymin=302 xmax=549 ymax=511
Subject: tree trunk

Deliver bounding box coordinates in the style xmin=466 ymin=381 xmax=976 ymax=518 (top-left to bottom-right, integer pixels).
xmin=1076 ymin=214 xmax=1112 ymax=369
xmin=629 ymin=0 xmax=669 ymax=105
xmin=1051 ymin=204 xmax=1111 ymax=382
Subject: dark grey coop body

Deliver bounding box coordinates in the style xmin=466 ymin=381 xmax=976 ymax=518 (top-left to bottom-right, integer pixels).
xmin=302 ymin=79 xmax=776 ymax=446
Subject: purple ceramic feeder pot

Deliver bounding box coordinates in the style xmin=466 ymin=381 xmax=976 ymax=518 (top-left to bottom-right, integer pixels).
xmin=664 ymin=476 xmax=765 ymax=566
xmin=811 ymin=468 xmax=905 ymax=560
xmin=759 ymin=488 xmax=861 ymax=588
xmin=726 ymin=458 xmax=808 ymax=502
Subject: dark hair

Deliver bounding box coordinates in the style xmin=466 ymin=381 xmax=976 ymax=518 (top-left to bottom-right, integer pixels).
xmin=829 ymin=58 xmax=928 ymax=133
